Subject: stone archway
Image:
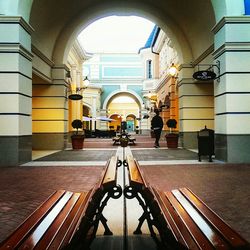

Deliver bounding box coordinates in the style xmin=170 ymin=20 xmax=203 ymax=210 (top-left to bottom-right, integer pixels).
xmin=103 ymin=90 xmax=144 ymax=110
xmin=126 ymin=114 xmax=137 ymax=132
xmin=1 ymin=0 xmax=250 ymax=165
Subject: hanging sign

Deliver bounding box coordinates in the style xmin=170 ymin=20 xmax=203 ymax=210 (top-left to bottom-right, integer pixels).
xmin=68 ymin=94 xmax=83 ymax=100
xmin=193 ymin=70 xmax=216 ymax=81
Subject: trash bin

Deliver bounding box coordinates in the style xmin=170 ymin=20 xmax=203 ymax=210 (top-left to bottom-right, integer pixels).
xmin=197 ymin=126 xmax=214 ymax=162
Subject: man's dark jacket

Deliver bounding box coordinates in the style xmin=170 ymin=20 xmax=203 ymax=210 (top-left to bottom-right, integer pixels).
xmin=151 ymin=115 xmax=163 ymax=129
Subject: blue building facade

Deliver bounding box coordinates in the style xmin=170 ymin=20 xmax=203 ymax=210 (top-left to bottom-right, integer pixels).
xmin=83 ymin=53 xmax=144 ymax=108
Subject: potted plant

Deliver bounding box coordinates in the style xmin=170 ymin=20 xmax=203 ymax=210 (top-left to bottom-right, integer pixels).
xmin=119 ymin=136 xmax=129 ymax=147
xmin=165 ymin=119 xmax=178 ymax=148
xmin=71 ymin=119 xmax=84 ymax=149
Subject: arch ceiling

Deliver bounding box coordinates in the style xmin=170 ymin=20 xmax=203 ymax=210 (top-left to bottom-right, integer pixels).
xmin=27 ymin=0 xmax=219 ymax=66
xmin=104 ymin=91 xmax=142 ymax=110
xmin=2 ymin=1 xmax=246 ymax=66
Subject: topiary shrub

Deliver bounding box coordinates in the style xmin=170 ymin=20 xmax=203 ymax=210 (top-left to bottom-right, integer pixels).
xmin=71 ymin=119 xmax=83 ymax=135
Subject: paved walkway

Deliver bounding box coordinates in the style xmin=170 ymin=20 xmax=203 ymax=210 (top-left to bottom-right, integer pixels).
xmin=0 ymin=137 xmax=250 ymax=248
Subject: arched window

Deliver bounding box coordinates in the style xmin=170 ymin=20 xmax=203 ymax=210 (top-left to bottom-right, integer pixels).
xmin=146 ymin=60 xmax=152 ymax=79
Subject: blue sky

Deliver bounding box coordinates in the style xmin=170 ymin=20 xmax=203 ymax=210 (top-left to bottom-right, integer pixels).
xmin=78 ymin=16 xmax=155 ymax=53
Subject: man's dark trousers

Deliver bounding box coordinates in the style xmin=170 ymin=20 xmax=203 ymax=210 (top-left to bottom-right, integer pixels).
xmin=154 ymin=128 xmax=162 ymax=146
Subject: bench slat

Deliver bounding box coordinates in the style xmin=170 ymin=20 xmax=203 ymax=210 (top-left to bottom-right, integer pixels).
xmin=58 ymin=191 xmax=92 ymax=248
xmin=152 ymin=188 xmax=199 ymax=249
xmin=0 ymin=190 xmax=66 ymax=250
xmin=172 ymin=189 xmax=230 ymax=249
xmin=102 ymin=156 xmax=117 ymax=188
xmin=166 ymin=190 xmax=216 ymax=250
xmin=34 ymin=192 xmax=87 ymax=250
xmin=180 ymin=188 xmax=249 ymax=248
xmin=18 ymin=191 xmax=74 ymax=249
xmin=38 ymin=192 xmax=90 ymax=250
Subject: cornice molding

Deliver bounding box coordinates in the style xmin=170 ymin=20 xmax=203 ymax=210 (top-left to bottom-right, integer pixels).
xmin=213 ymin=42 xmax=250 ymax=59
xmin=155 ymin=74 xmax=171 ymax=92
xmin=0 ymin=16 xmax=34 ymax=34
xmin=212 ymin=16 xmax=250 ymax=34
xmin=191 ymin=44 xmax=214 ymax=66
xmin=52 ymin=64 xmax=70 ymax=71
xmin=0 ymin=43 xmax=33 ymax=61
xmin=32 ymin=45 xmax=54 ymax=67
xmin=73 ymin=40 xmax=92 ymax=61
xmin=32 ymin=67 xmax=52 ymax=84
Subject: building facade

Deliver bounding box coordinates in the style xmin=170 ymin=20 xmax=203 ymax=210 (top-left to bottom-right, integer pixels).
xmin=0 ymin=0 xmax=250 ymax=165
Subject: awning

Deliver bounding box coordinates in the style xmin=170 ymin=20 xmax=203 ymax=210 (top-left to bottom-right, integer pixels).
xmin=95 ymin=116 xmax=115 ymax=121
xmin=82 ymin=116 xmax=93 ymax=121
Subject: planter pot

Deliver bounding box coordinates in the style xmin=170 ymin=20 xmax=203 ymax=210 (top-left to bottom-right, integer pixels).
xmin=120 ymin=139 xmax=129 ymax=147
xmin=71 ymin=135 xmax=84 ymax=149
xmin=165 ymin=134 xmax=179 ymax=148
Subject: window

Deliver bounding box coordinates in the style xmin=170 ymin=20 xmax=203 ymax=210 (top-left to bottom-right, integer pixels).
xmin=146 ymin=60 xmax=152 ymax=79
xmin=245 ymin=0 xmax=250 ymax=14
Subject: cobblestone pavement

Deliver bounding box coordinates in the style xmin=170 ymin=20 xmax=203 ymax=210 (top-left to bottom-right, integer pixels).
xmin=34 ymin=149 xmax=116 ymax=161
xmin=132 ymin=147 xmax=198 ymax=160
xmin=0 ymin=166 xmax=103 ymax=242
xmin=141 ymin=163 xmax=250 ymax=242
xmin=1 ymin=146 xmax=250 ymax=245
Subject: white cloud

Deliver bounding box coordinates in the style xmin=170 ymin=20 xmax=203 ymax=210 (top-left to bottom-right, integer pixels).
xmin=78 ymin=16 xmax=155 ymax=53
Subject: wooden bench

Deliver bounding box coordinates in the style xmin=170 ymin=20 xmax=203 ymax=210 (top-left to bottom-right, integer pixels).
xmin=128 ymin=137 xmax=136 ymax=145
xmin=0 ymin=156 xmax=122 ymax=250
xmin=112 ymin=136 xmax=120 ymax=145
xmin=124 ymin=154 xmax=250 ymax=249
xmin=112 ymin=136 xmax=136 ymax=146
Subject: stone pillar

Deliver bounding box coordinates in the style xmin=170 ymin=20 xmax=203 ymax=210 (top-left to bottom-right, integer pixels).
xmin=100 ymin=109 xmax=108 ymax=130
xmin=178 ymin=64 xmax=214 ymax=149
xmin=0 ymin=17 xmax=33 ymax=166
xmin=213 ymin=17 xmax=250 ymax=162
xmin=32 ymin=65 xmax=69 ymax=149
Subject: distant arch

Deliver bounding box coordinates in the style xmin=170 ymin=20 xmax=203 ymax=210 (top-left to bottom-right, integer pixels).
xmin=102 ymin=89 xmax=144 ymax=110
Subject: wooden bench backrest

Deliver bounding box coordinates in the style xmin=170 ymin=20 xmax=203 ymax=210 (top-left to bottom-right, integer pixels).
xmin=0 ymin=190 xmax=91 ymax=250
xmin=126 ymin=154 xmax=147 ymax=188
xmin=152 ymin=187 xmax=249 ymax=249
xmin=97 ymin=155 xmax=118 ymax=190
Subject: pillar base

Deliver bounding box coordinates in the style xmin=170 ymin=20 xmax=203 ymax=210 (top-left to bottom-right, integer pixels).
xmin=215 ymin=134 xmax=250 ymax=163
xmin=0 ymin=136 xmax=32 ymax=166
xmin=32 ymin=133 xmax=68 ymax=150
xmin=179 ymin=132 xmax=198 ymax=149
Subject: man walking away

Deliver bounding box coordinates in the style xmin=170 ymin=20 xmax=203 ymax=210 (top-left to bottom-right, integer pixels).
xmin=151 ymin=109 xmax=163 ymax=148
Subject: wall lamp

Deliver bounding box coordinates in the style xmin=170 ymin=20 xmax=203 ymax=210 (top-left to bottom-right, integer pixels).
xmin=76 ymin=76 xmax=90 ymax=92
xmin=143 ymin=91 xmax=157 ymax=101
xmin=168 ymin=63 xmax=178 ymax=78
xmin=67 ymin=74 xmax=90 ymax=100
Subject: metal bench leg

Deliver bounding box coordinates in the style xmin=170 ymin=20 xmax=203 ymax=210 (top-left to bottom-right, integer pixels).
xmin=96 ymin=185 xmax=122 ymax=236
xmin=124 ymin=184 xmax=159 ymax=239
xmin=134 ymin=212 xmax=146 ymax=234
xmin=99 ymin=214 xmax=113 ymax=235
xmin=134 ymin=209 xmax=161 ymax=247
